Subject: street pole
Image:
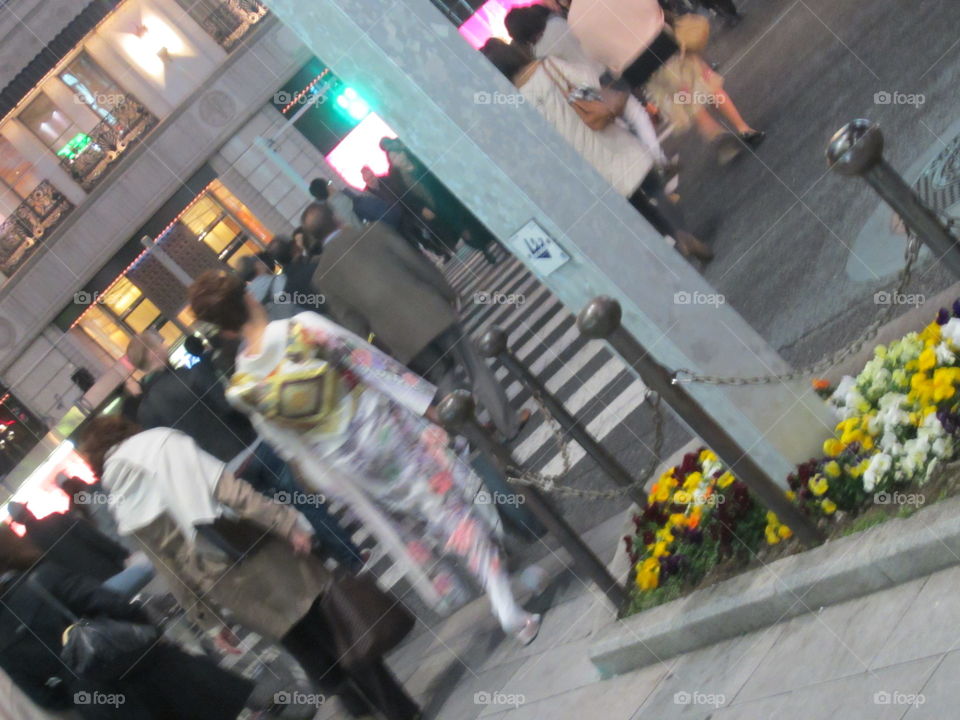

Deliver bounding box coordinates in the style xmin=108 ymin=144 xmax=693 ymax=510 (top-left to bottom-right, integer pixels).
xmin=827 ymin=119 xmax=960 ymax=276
xmin=578 ymin=297 xmax=825 ymax=548
xmin=478 ymin=326 xmax=648 ymax=507
xmin=437 ymin=390 xmax=629 ymax=610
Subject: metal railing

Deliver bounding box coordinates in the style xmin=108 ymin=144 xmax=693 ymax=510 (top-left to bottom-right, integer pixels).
xmin=0 ymin=181 xmax=73 ymax=276
xmin=59 ymin=96 xmax=158 ymax=192
xmin=177 ymin=0 xmax=269 ymax=51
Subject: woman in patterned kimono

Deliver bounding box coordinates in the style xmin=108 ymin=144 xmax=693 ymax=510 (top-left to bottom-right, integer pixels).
xmin=188 ymin=269 xmax=541 ymax=644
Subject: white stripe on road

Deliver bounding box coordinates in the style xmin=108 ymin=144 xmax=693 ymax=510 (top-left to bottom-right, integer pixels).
xmin=533 ymin=378 xmax=649 ymax=476
xmin=513 ymin=356 xmax=626 ymax=463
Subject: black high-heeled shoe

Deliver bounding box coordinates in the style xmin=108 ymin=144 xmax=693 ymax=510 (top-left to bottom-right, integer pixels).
xmin=740 ymin=130 xmax=766 ymax=148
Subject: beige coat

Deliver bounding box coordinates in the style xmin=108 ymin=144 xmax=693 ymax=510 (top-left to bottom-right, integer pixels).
xmin=518 ymin=58 xmax=654 ymax=197
xmin=567 ymin=0 xmax=665 ymax=76
xmin=131 ymin=473 xmax=332 ymax=641
xmin=310 ymin=222 xmax=458 ymax=364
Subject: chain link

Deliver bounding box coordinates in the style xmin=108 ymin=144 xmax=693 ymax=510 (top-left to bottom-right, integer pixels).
xmin=671 ymin=230 xmax=924 ymax=387
xmin=477 ymin=227 xmax=936 ymax=499
xmin=496 ymin=390 xmax=666 ymax=500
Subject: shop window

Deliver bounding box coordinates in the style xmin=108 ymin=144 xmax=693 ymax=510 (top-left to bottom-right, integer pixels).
xmin=21 ymin=59 xmax=158 ymax=192
xmin=59 ymin=52 xmax=125 ymax=125
xmin=20 ymin=93 xmax=86 ymax=155
xmin=181 ymin=196 xmax=222 ymax=236
xmin=78 ymin=306 xmax=132 ymax=359
xmin=101 ymin=277 xmax=142 ymax=317
xmin=124 ymin=297 xmax=161 ymax=333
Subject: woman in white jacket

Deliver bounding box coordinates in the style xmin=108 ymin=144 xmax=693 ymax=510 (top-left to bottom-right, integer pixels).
xmin=481 ymin=39 xmax=711 ymax=261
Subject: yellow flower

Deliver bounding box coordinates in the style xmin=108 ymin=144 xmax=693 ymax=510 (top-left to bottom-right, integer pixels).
xmin=785 ymin=490 xmax=796 ymax=501
xmin=683 ymin=471 xmax=704 ymax=491
xmin=808 ymin=476 xmax=829 ymax=497
xmin=717 ymin=471 xmax=735 ymax=489
xmin=652 ymin=541 xmax=670 ymax=558
xmin=673 ymin=490 xmax=692 ymax=505
xmin=656 ymin=527 xmax=675 ymax=544
xmin=765 ymin=511 xmax=779 ymax=525
xmin=920 ymin=322 xmax=942 ymax=347
xmin=699 ymin=449 xmax=718 ymax=464
xmin=765 ymin=526 xmax=781 ymax=545
xmin=823 ymin=438 xmax=846 ymax=457
xmin=821 ymin=499 xmax=837 ymax=515
xmin=654 ymin=485 xmax=671 ymax=503
xmin=668 ymin=513 xmax=688 ymax=528
xmin=777 ymin=524 xmax=793 ymax=539
xmin=824 ymin=461 xmax=841 ymax=478
xmin=917 ymin=347 xmax=937 ymax=372
xmin=635 ymin=557 xmax=660 ymax=590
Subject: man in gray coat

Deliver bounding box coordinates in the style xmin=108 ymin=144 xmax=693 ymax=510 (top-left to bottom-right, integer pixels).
xmin=304 ymin=204 xmax=525 ymax=440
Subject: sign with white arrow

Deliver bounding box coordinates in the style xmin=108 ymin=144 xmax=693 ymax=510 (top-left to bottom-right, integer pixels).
xmin=507 ymin=220 xmax=570 ymax=277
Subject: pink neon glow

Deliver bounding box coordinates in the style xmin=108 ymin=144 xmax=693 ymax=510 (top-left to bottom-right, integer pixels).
xmin=325 ymin=113 xmax=398 ymax=190
xmin=458 ymin=0 xmax=540 ymax=49
xmin=7 ymin=449 xmax=97 ymax=527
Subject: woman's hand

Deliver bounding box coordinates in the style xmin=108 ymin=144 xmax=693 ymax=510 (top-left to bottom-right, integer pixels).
xmin=289 ymin=528 xmax=315 ymax=556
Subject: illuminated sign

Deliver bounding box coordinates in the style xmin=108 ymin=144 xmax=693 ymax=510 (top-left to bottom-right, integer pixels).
xmin=57 ymin=132 xmax=93 ymax=160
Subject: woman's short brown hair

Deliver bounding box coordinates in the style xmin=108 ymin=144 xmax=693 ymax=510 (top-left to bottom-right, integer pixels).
xmin=78 ymin=414 xmax=142 ymax=479
xmin=188 ymin=269 xmax=249 ymax=332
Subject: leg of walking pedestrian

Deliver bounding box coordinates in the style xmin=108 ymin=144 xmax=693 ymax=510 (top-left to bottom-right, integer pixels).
xmin=282 ymin=602 xmax=420 ymax=720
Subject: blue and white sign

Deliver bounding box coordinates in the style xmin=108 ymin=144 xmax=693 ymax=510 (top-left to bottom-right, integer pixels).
xmin=508 ymin=220 xmax=570 ymax=277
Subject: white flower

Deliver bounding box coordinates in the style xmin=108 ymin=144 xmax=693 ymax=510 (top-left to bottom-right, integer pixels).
xmin=941 ymin=318 xmax=960 ymax=349
xmin=935 ymin=341 xmax=956 ymax=365
xmin=863 ymin=453 xmax=892 ymax=492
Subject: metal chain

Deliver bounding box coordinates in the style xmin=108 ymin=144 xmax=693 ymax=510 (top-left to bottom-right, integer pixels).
xmin=672 ymin=230 xmax=923 ymax=386
xmin=496 ymin=390 xmax=666 ymax=500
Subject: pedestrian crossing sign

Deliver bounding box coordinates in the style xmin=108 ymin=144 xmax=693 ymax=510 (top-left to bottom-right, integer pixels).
xmin=508 ymin=220 xmax=571 ymax=276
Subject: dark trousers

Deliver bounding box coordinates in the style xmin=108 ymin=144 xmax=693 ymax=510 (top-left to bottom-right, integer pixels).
xmin=282 ymin=602 xmax=420 ymax=720
xmin=242 ymin=443 xmax=364 ymax=572
xmin=621 ymin=28 xmax=680 ymax=88
xmin=72 ymin=644 xmax=252 ymax=720
xmin=628 ymin=172 xmax=685 ymax=239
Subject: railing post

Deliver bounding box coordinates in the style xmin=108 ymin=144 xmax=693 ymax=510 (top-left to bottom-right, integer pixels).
xmin=437 ymin=390 xmax=629 ymax=610
xmin=827 ymin=119 xmax=960 ymax=276
xmin=478 ymin=327 xmax=647 ymax=507
xmin=578 ymin=297 xmax=825 ymax=547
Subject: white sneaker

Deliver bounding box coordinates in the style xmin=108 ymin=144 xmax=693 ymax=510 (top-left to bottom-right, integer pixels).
xmin=514 ymin=614 xmax=542 ymax=646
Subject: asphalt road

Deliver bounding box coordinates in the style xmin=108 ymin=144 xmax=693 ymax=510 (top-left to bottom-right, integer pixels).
xmin=676 ymin=0 xmax=960 ymax=363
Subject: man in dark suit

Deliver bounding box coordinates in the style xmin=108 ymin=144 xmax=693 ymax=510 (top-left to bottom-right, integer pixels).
xmin=303 ymin=204 xmax=528 ymax=440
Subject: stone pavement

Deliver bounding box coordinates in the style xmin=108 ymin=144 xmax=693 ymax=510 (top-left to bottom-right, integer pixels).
xmin=362 ymin=523 xmax=960 ymax=720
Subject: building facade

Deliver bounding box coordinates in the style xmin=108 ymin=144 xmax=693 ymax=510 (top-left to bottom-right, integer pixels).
xmin=0 ymin=0 xmax=373 ymax=482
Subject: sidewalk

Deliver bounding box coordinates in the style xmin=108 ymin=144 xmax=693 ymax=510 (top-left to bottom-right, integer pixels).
xmin=367 ymin=529 xmax=959 ymax=720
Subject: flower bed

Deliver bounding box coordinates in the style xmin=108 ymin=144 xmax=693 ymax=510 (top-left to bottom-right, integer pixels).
xmin=624 ymin=301 xmax=960 ymax=615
